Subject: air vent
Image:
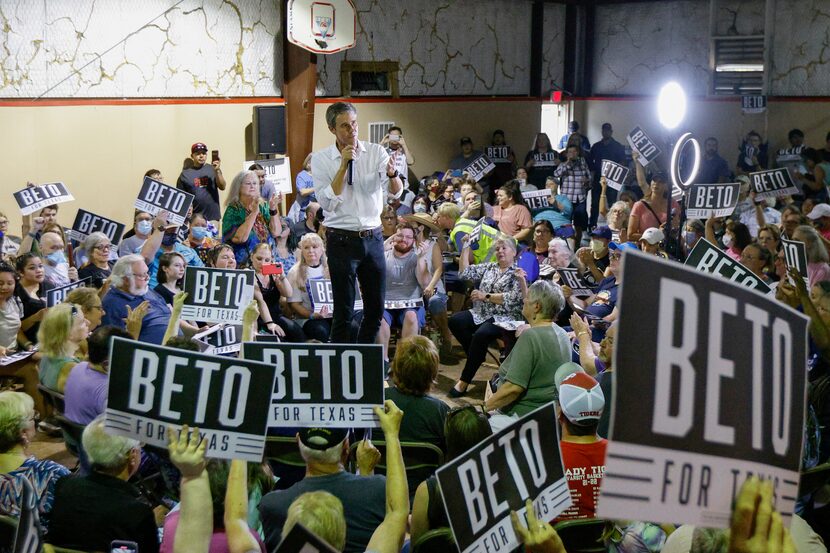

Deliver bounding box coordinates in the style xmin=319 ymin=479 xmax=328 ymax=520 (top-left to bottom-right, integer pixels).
xmin=368 ymin=122 xmax=395 ymax=144
xmin=340 ymin=61 xmax=400 ymax=97
xmin=712 ymin=36 xmax=765 ymax=95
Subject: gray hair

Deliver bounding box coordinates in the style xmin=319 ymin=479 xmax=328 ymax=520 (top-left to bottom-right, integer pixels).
xmin=298 ymin=439 xmax=345 ymax=466
xmin=110 ymin=254 xmax=144 ymax=289
xmin=83 ymin=231 xmax=111 ymax=253
xmin=526 ymin=280 xmax=565 ymax=319
xmin=493 ymin=236 xmax=518 ymax=253
xmin=0 ymin=391 xmax=34 ymax=451
xmin=82 ymin=415 xmax=140 ymax=470
xmin=609 ymin=201 xmax=630 ymax=218
xmin=795 ymin=225 xmax=830 ymax=263
xmin=325 ymin=102 xmax=357 ymax=130
xmin=225 ymin=170 xmax=259 ymax=208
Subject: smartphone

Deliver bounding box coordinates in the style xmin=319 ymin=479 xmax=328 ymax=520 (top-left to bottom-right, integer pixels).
xmin=389 ymin=134 xmax=401 ymax=143
xmin=111 ymin=541 xmax=138 ymax=553
xmin=262 ymin=262 xmax=283 ymax=276
xmin=211 ymin=149 xmax=219 ymax=163
xmin=450 ymin=169 xmax=464 ymax=178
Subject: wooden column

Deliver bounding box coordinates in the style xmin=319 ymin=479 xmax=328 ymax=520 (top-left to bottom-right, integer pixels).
xmin=283 ymin=6 xmax=318 ymax=202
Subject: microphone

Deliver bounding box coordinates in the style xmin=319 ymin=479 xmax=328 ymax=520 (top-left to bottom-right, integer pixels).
xmin=348 ymin=159 xmax=353 ymax=186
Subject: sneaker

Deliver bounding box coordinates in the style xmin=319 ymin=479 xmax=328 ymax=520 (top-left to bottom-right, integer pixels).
xmin=38 ymin=419 xmax=62 ymax=437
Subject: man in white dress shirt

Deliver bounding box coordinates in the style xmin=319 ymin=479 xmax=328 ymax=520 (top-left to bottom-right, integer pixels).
xmin=312 ymin=102 xmax=403 ymax=343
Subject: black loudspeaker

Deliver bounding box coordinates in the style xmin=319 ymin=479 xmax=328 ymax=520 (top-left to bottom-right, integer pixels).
xmin=253 ymin=105 xmax=286 ymax=155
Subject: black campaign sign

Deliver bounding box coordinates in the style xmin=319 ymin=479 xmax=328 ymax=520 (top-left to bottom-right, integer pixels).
xmin=750 ymin=168 xmax=799 ymax=200
xmin=599 ymin=252 xmax=808 ymax=528
xmin=626 ymin=126 xmax=661 ymax=167
xmin=557 ymin=268 xmax=593 ymax=296
xmin=437 ymin=403 xmax=570 ymax=553
xmin=105 ymin=338 xmax=276 ymax=462
xmin=684 ymin=238 xmax=771 ymax=294
xmin=46 ymin=278 xmax=90 ymax=307
xmin=486 ymin=146 xmax=510 ymax=164
xmin=13 ymin=182 xmax=74 ymax=216
xmin=464 ymin=155 xmax=496 ymax=182
xmin=742 ymin=95 xmax=766 ymax=114
xmin=181 ymin=267 xmax=255 ymax=324
xmin=532 ymin=152 xmax=558 ymax=168
xmin=68 ymin=209 xmax=125 ymax=244
xmin=275 ymin=523 xmax=339 ymax=553
xmin=685 ymin=183 xmax=740 ymax=219
xmin=135 ymin=176 xmax=195 ymax=226
xmin=522 ymin=189 xmax=551 ymax=210
xmin=242 ymin=342 xmax=385 ymax=428
xmin=601 ymin=159 xmax=629 ymax=191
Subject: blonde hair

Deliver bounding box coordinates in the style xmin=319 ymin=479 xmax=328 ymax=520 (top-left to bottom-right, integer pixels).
xmin=38 ymin=303 xmax=82 ymax=357
xmin=436 ymin=201 xmax=460 ymax=221
xmin=283 ymin=491 xmax=347 ymax=551
xmin=391 ymin=335 xmax=439 ymax=396
xmin=66 ymin=287 xmax=100 ymax=316
xmin=288 ymin=233 xmax=330 ymax=296
xmin=0 ymin=392 xmax=34 ymax=452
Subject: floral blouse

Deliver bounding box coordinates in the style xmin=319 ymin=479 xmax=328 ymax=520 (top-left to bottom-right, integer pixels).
xmin=459 ymin=262 xmax=524 ymax=324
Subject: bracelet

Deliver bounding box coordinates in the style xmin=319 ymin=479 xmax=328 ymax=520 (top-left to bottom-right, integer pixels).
xmin=577 ymin=331 xmax=590 ymax=338
xmin=265 ymin=320 xmax=275 ymax=325
xmin=269 ymin=209 xmax=278 ymax=216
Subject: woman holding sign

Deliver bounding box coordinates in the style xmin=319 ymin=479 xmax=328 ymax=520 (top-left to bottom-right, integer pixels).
xmin=222 ymin=171 xmax=282 ymax=267
xmin=524 ymin=133 xmax=558 ymax=189
xmin=628 ymin=160 xmax=680 ymax=242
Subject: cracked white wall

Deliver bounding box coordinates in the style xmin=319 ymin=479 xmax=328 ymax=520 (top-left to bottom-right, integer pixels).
xmin=592 ymin=1 xmax=711 ymax=96
xmin=0 ymin=0 xmax=280 ymax=98
xmin=770 ymin=0 xmax=830 ymax=96
xmin=542 ymin=2 xmax=565 ymax=93
xmin=316 ymin=0 xmax=532 ymax=96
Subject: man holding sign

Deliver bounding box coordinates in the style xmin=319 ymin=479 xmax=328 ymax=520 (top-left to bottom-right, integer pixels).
xmin=311 ymin=102 xmax=403 ymax=345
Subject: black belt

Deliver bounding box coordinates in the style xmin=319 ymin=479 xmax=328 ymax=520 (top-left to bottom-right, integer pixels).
xmin=327 ymin=226 xmax=381 ymax=238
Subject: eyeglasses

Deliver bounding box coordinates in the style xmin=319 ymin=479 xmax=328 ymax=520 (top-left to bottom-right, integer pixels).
xmin=94 ymin=244 xmax=112 ymax=251
xmin=382 ymin=216 xmax=396 ymax=221
xmin=130 ymin=272 xmax=150 ymax=280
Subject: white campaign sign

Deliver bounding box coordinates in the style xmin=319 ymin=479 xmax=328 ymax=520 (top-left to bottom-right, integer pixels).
xmin=244 ymin=158 xmax=293 ymax=195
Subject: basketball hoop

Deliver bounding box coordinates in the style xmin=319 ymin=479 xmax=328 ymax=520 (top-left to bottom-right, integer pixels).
xmin=287 ymin=0 xmax=357 ymax=54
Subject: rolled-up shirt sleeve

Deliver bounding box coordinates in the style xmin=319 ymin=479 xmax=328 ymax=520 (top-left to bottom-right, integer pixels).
xmin=311 ymin=151 xmax=342 ymax=213
xmin=378 ymin=148 xmax=401 ymax=199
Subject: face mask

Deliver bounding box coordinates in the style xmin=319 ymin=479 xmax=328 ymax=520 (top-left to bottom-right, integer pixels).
xmin=162 ymin=233 xmax=178 ymax=247
xmin=590 ymin=239 xmax=606 ymax=255
xmin=518 ymin=179 xmax=527 ymax=186
xmin=722 ymin=233 xmax=733 ymax=248
xmin=137 ymin=221 xmax=153 ymax=235
xmin=414 ymin=204 xmax=427 ymax=214
xmin=46 ymin=251 xmax=66 ymax=265
xmin=191 ymin=226 xmax=210 ymax=240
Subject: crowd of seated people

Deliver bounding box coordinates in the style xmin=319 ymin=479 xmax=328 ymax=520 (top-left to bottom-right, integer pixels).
xmin=0 ymin=123 xmax=829 ymax=551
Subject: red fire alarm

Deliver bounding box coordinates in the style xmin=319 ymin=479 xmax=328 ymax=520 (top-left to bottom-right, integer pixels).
xmin=550 ymin=90 xmax=563 ymax=103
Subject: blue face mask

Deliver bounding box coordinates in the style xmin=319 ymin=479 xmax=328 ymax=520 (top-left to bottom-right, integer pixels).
xmin=191 ymin=226 xmax=210 ymax=240
xmin=137 ymin=220 xmax=153 ymax=235
xmin=162 ymin=233 xmax=178 ymax=247
xmin=46 ymin=251 xmax=66 ymax=265
xmin=414 ymin=204 xmax=427 ymax=213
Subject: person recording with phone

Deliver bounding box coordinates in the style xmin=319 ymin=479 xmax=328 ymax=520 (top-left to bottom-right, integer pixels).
xmin=249 ymin=242 xmax=305 ymax=342
xmin=311 ymin=102 xmax=403 ymax=344
xmin=381 ymin=126 xmax=415 ymax=192
xmin=176 ymin=142 xmax=226 ymax=226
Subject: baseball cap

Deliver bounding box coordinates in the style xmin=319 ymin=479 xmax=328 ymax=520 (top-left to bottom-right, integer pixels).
xmin=640 ymin=227 xmax=665 ymax=245
xmin=601 ymin=122 xmax=613 ymax=130
xmin=590 ymin=226 xmax=612 ymax=241
xmin=568 ymin=121 xmax=579 ymax=131
xmin=460 ymin=136 xmax=473 ymax=145
xmin=191 ymin=142 xmax=208 ymax=153
xmin=298 ymin=428 xmax=349 ymax=450
xmin=493 ymin=129 xmax=505 ymax=137
xmin=608 ymin=241 xmax=638 ymax=252
xmin=556 ymin=370 xmax=605 ymax=425
xmin=807 ymin=203 xmax=830 ymax=220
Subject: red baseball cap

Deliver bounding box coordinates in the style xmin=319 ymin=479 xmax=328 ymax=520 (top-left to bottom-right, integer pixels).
xmin=191 ymin=142 xmax=208 ymax=153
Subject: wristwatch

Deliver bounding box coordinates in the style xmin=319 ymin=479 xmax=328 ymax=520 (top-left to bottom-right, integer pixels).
xmin=269 ymin=208 xmax=278 ymax=216
xmin=387 ymin=170 xmax=399 ymax=179
xmin=485 ymin=293 xmax=492 ymax=301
